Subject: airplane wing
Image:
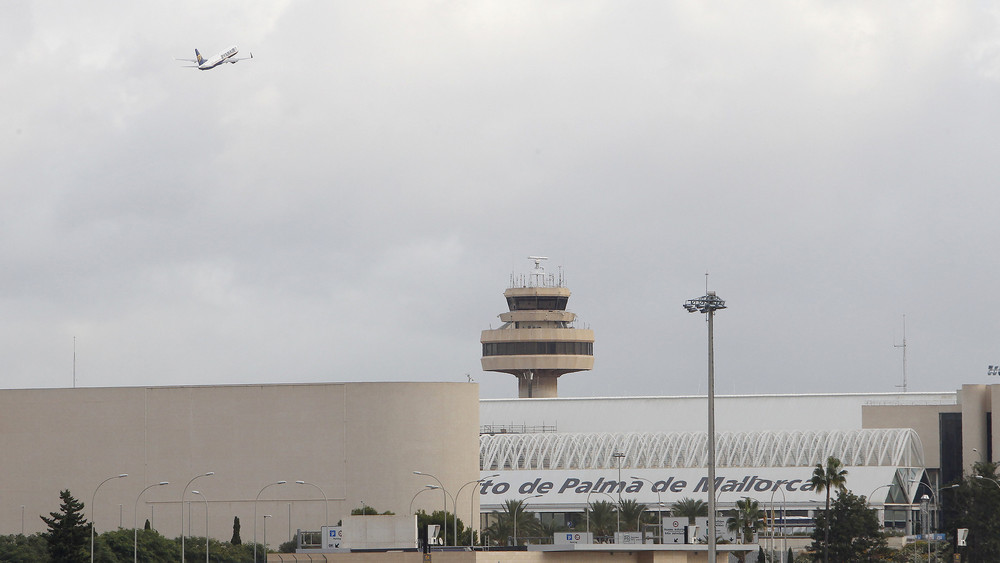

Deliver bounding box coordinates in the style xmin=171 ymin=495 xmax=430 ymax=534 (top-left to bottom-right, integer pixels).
xmin=229 ymin=52 xmax=253 ymax=62
xmin=174 ymin=58 xmax=198 ymax=63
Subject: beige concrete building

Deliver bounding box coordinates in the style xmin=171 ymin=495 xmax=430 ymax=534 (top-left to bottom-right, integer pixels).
xmin=0 ymin=381 xmax=479 ymax=546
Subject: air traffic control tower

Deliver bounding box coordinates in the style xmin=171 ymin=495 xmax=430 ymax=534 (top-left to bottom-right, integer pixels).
xmin=481 ymin=257 xmax=594 ymax=398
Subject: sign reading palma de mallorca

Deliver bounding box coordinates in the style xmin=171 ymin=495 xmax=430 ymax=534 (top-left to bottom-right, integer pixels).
xmin=478 ymin=467 xmax=901 ymax=510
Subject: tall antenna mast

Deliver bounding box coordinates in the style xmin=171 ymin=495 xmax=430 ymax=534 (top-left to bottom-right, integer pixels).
xmin=894 ymin=315 xmax=907 ymax=393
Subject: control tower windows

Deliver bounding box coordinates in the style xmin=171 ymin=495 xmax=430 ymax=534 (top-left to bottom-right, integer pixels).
xmin=506 ymin=296 xmax=569 ymax=311
xmin=483 ymin=342 xmax=593 ymax=356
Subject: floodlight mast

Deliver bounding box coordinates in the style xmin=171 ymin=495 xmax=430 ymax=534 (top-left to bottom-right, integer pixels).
xmin=684 ymin=290 xmax=726 ymax=563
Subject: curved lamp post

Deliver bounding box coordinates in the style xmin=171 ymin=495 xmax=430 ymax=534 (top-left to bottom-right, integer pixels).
xmin=768 ymin=484 xmax=788 ymax=562
xmin=684 ymin=289 xmax=726 ymax=563
xmin=254 ymin=481 xmax=287 ymax=562
xmin=631 ymin=476 xmax=663 ymax=543
xmin=190 ymin=491 xmax=209 ymax=563
xmin=459 ymin=474 xmax=499 ymax=547
xmin=92 ymin=473 xmax=127 ymax=563
xmin=585 ymin=489 xmax=619 ymax=538
xmin=513 ymin=494 xmax=543 ymax=546
xmin=263 ymin=514 xmax=272 ymax=555
xmin=410 ymin=485 xmax=438 ymax=515
xmin=133 ymin=481 xmax=168 ymax=563
xmin=180 ymin=472 xmax=213 ymax=563
xmin=413 ymin=471 xmax=449 ymax=546
xmin=975 ymin=475 xmax=1000 ymax=489
xmin=295 ymin=480 xmax=329 ymax=528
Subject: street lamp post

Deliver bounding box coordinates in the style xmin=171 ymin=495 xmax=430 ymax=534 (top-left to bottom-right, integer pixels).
xmin=410 ymin=485 xmax=438 ymax=515
xmin=631 ymin=476 xmax=663 ymax=543
xmin=91 ymin=473 xmax=127 ymax=563
xmin=685 ymin=289 xmax=726 ymax=563
xmin=613 ymin=452 xmax=625 ymax=504
xmin=513 ymin=494 xmax=543 ymax=546
xmin=295 ymin=481 xmax=329 ymax=528
xmin=191 ymin=491 xmax=209 ymax=563
xmin=768 ymin=485 xmax=788 ymax=562
xmin=263 ymin=515 xmax=271 ymax=556
xmin=133 ymin=481 xmax=168 ymax=563
xmin=254 ymin=481 xmax=287 ymax=562
xmin=867 ymin=483 xmax=893 ymax=530
xmin=585 ymin=490 xmax=619 ymax=539
xmin=181 ymin=472 xmax=213 ymax=563
xmin=457 ymin=474 xmax=498 ymax=548
xmin=413 ymin=471 xmax=449 ymax=546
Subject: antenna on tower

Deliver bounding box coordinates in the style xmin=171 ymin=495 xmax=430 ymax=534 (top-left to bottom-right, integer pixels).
xmin=527 ymin=256 xmax=548 ymax=286
xmin=894 ymin=315 xmax=907 ymax=393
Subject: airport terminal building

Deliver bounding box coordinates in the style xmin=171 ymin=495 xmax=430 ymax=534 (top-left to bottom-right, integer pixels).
xmin=0 ymin=380 xmax=998 ymax=547
xmin=478 ymin=385 xmax=998 ymax=536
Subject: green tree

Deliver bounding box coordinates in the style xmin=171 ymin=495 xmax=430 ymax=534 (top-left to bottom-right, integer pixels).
xmin=671 ymin=497 xmax=708 ymax=524
xmin=809 ymin=489 xmax=888 ymax=562
xmin=757 ymin=545 xmax=765 ymax=563
xmin=351 ymin=506 xmax=395 ymax=515
xmin=0 ymin=533 xmax=52 ymax=562
xmin=809 ymin=456 xmax=848 ymax=563
xmin=40 ymin=489 xmax=89 ymax=563
xmin=892 ymin=539 xmax=950 ymax=563
xmin=231 ymin=515 xmax=241 ymax=544
xmin=726 ymin=497 xmax=764 ymax=544
xmin=944 ymin=461 xmax=1000 ymax=562
xmin=95 ymin=528 xmax=178 ymax=562
xmin=617 ymin=498 xmax=653 ymax=532
xmin=483 ymin=499 xmax=541 ymax=546
xmin=583 ymin=500 xmax=618 ymax=539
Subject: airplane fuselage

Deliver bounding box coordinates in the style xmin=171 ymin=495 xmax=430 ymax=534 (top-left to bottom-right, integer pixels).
xmin=197 ymin=45 xmax=240 ymax=70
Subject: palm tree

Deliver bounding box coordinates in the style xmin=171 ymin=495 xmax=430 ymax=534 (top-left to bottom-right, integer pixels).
xmin=726 ymin=497 xmax=764 ymax=544
xmin=585 ymin=500 xmax=618 ymax=539
xmin=671 ymin=497 xmax=708 ymax=525
xmin=485 ymin=499 xmax=541 ymax=546
xmin=617 ymin=498 xmax=654 ymax=532
xmin=810 ymin=456 xmax=848 ymax=563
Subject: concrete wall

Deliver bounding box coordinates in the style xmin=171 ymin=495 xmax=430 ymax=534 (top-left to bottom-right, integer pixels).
xmin=0 ymin=382 xmax=479 ymax=543
xmin=482 ymin=392 xmax=957 ymax=434
xmin=862 ymin=403 xmax=960 ymax=469
xmin=960 ymin=384 xmax=991 ymax=470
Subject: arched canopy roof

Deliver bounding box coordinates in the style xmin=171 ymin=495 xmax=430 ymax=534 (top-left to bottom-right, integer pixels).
xmin=480 ymin=428 xmax=924 ymax=471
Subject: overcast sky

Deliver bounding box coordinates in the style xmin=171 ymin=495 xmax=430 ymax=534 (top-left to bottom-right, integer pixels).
xmin=3 ymin=2 xmax=1000 ymax=399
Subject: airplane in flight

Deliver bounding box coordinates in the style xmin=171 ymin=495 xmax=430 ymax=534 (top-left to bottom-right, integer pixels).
xmin=176 ymin=45 xmax=252 ymax=70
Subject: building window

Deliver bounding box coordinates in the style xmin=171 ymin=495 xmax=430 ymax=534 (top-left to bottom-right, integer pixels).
xmin=482 ymin=342 xmax=593 ymax=356
xmin=507 ymin=296 xmax=569 ymax=311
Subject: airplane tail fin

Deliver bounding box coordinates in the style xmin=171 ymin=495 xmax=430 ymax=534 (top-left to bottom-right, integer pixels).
xmin=195 ymin=49 xmax=205 ymax=65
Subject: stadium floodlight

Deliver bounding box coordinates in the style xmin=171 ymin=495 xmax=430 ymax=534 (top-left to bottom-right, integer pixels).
xmin=684 ymin=289 xmax=726 ymax=563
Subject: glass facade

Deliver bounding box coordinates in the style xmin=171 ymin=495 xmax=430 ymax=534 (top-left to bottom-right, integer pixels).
xmin=482 ymin=342 xmax=593 ymax=356
xmin=506 ymin=296 xmax=569 ymax=311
